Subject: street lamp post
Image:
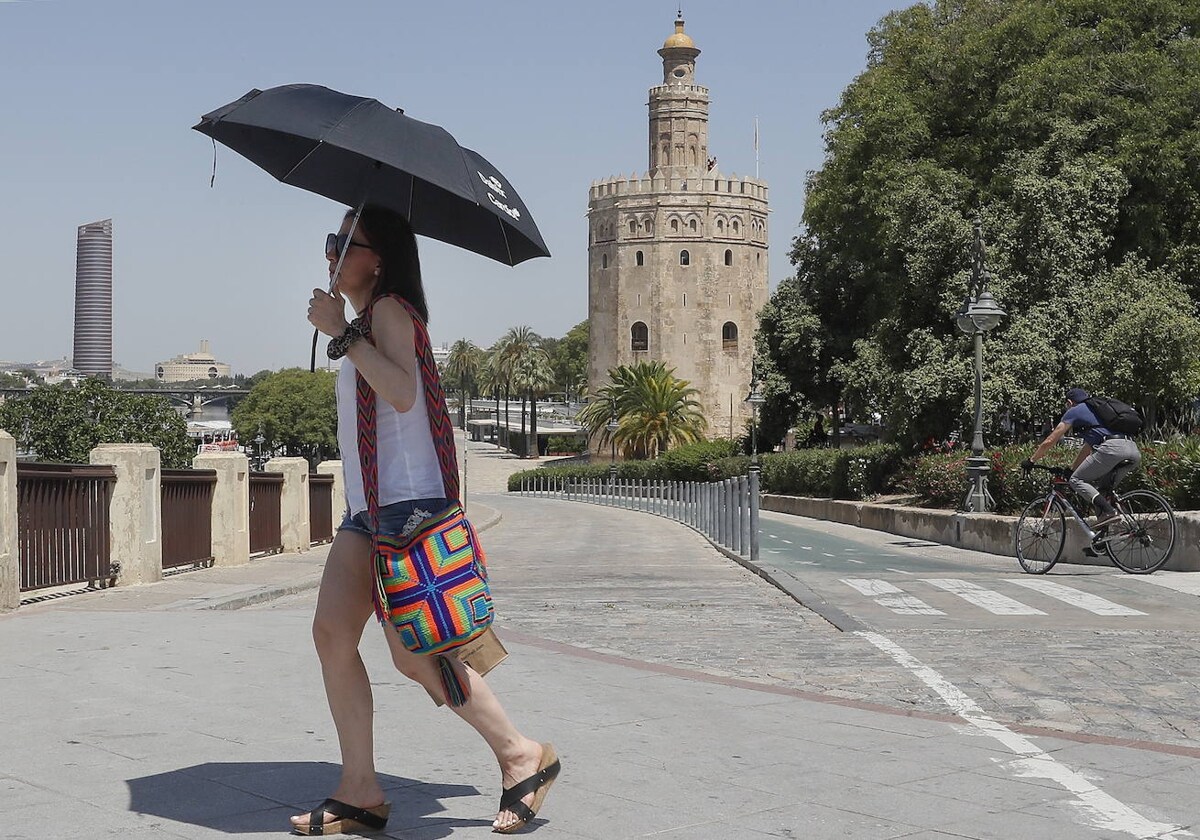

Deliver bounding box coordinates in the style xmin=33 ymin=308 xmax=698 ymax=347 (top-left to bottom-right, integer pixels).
xmin=744 ymin=381 xmax=766 ymax=564
xmin=253 ymin=426 xmax=266 ymax=471
xmin=955 ymin=219 xmax=1006 ymax=513
xmin=745 ymin=386 xmax=766 ymax=466
xmin=606 ymin=404 xmax=619 ymax=486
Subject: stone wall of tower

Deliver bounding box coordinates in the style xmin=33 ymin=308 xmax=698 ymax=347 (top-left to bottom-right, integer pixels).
xmin=587 ymin=172 xmax=769 ymax=437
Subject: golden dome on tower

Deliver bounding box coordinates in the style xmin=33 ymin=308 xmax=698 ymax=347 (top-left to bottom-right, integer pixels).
xmin=662 ymin=18 xmax=696 ymax=49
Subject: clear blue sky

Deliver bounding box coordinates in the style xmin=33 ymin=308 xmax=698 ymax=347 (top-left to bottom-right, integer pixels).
xmin=0 ymin=0 xmax=911 ymax=375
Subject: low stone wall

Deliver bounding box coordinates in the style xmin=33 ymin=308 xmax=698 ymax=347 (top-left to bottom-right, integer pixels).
xmin=762 ymin=495 xmax=1199 ymax=572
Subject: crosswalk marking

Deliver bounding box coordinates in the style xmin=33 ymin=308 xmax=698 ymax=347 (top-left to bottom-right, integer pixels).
xmin=841 ymin=579 xmax=944 ymax=615
xmin=1005 ymin=579 xmax=1146 ymax=616
xmin=1122 ymin=572 xmax=1200 ymax=598
xmin=923 ymin=579 xmax=1045 ymax=615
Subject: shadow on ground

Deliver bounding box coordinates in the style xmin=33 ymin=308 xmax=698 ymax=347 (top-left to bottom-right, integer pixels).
xmin=127 ymin=761 xmax=492 ymax=836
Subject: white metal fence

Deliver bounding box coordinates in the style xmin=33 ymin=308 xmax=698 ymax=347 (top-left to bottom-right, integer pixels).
xmin=516 ymin=470 xmax=761 ymax=562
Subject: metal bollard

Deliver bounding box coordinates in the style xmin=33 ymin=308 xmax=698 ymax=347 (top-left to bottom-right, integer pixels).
xmin=749 ymin=467 xmax=760 ymax=562
xmin=731 ymin=478 xmax=742 ymax=555
xmin=738 ymin=474 xmax=750 ymax=555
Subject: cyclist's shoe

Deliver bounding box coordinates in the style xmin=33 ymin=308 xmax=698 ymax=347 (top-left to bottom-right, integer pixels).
xmin=1091 ymin=495 xmax=1120 ymax=528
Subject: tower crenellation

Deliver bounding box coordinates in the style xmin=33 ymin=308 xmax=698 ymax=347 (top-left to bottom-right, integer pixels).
xmin=586 ymin=15 xmax=770 ymax=438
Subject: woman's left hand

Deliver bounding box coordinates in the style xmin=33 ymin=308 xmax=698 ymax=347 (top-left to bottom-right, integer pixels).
xmin=308 ymin=288 xmax=350 ymax=337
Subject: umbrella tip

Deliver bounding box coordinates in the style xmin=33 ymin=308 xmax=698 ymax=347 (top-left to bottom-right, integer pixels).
xmin=395 ymin=107 xmax=405 ymax=115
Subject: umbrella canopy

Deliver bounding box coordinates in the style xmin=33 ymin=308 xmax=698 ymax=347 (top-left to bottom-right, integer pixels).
xmin=193 ymin=84 xmax=549 ymax=265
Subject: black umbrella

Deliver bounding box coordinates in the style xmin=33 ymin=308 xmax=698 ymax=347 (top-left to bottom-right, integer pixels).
xmin=193 ymin=83 xmax=550 ymax=266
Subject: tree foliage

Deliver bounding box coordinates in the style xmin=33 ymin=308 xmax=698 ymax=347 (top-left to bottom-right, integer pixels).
xmin=758 ymin=0 xmax=1200 ymax=445
xmin=230 ymin=368 xmax=337 ymax=463
xmin=0 ymin=377 xmax=194 ymax=467
xmin=577 ymin=360 xmax=707 ymax=459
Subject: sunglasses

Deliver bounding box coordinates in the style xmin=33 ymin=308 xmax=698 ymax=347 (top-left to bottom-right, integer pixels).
xmin=325 ymin=232 xmax=376 ymax=258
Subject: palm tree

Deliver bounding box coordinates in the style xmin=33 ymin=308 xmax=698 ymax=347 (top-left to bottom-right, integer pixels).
xmin=496 ymin=326 xmax=544 ymax=457
xmin=510 ymin=346 xmax=556 ymax=458
xmin=577 ymin=360 xmax=707 ymax=459
xmin=479 ymin=344 xmax=506 ymax=448
xmin=445 ymin=339 xmax=484 ymax=430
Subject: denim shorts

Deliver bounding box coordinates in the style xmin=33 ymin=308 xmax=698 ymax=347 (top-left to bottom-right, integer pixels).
xmin=338 ymin=497 xmax=453 ymax=539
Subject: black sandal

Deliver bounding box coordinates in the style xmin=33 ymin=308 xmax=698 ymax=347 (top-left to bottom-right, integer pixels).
xmin=291 ymin=798 xmax=390 ymax=836
xmin=494 ymin=743 xmax=561 ymax=834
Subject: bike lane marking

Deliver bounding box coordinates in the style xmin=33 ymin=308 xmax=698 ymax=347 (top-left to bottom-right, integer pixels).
xmin=841 ymin=579 xmax=944 ymax=615
xmin=923 ymin=578 xmax=1045 ymax=615
xmin=860 ymin=631 xmax=1194 ymax=839
xmin=1120 ymin=572 xmax=1200 ymax=598
xmin=1005 ymin=579 xmax=1146 ymax=616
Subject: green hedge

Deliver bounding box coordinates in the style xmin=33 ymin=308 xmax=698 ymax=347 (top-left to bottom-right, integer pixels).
xmin=758 ymin=444 xmax=903 ymax=500
xmin=506 ymin=439 xmax=746 ymax=491
xmin=895 ymin=440 xmax=1200 ymax=513
xmin=508 ymin=440 xmax=901 ymax=500
xmin=509 ymin=437 xmax=1200 ymax=510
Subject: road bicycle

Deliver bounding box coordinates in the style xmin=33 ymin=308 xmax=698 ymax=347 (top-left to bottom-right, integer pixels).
xmin=1014 ymin=463 xmax=1176 ymax=575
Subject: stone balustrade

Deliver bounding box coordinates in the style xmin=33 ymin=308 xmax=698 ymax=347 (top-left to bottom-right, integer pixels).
xmin=0 ymin=444 xmax=345 ymax=611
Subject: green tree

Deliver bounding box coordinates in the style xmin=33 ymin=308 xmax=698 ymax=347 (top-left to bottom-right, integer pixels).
xmin=0 ymin=377 xmax=193 ymax=467
xmin=577 ymin=361 xmax=707 ymax=459
xmin=495 ymin=326 xmax=553 ymax=457
xmin=1074 ymin=260 xmax=1200 ymax=429
xmin=759 ymin=0 xmax=1200 ymax=447
xmin=444 ymin=339 xmax=485 ymax=429
xmin=230 ymin=368 xmax=337 ymax=465
xmin=543 ymin=320 xmax=589 ymax=402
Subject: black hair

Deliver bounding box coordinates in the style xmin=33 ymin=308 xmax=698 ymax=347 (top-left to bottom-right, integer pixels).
xmin=346 ymin=205 xmax=429 ymax=324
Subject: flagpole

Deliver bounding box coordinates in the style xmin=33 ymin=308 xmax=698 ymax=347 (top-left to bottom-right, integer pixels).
xmin=754 ymin=116 xmax=759 ymax=178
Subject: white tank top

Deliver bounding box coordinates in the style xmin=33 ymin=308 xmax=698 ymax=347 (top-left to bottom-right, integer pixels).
xmin=337 ymin=357 xmax=445 ymax=515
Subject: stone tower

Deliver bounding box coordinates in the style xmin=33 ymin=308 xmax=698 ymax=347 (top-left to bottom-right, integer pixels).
xmin=587 ymin=15 xmax=769 ymax=438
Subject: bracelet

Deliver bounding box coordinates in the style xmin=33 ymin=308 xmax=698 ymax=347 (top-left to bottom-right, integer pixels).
xmin=326 ymin=317 xmax=372 ymax=360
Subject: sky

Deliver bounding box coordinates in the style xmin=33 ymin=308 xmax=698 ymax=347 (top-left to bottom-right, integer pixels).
xmin=0 ymin=0 xmax=911 ymax=376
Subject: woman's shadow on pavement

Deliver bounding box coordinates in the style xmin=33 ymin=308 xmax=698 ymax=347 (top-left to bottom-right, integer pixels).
xmin=127 ymin=761 xmax=494 ymax=836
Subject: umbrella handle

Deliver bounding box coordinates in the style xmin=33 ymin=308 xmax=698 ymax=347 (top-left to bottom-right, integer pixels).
xmin=310 ymin=329 xmax=319 ymax=373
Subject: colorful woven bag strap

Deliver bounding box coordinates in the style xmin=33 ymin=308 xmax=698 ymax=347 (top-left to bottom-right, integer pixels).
xmin=354 ymin=293 xmax=461 ymax=533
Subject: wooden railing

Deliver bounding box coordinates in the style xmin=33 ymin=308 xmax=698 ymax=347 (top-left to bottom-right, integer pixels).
xmin=309 ymin=473 xmax=335 ymax=544
xmin=161 ymin=469 xmax=216 ymax=569
xmin=16 ymin=462 xmax=117 ymax=592
xmin=249 ymin=471 xmax=284 ymax=555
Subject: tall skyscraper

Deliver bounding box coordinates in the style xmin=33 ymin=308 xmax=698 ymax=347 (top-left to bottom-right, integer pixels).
xmin=73 ymin=219 xmax=113 ymax=379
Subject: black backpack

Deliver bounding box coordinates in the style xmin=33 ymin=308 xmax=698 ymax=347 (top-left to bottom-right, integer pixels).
xmin=1084 ymin=396 xmax=1144 ymax=435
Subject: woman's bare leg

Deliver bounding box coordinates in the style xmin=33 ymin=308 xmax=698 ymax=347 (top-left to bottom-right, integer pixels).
xmin=290 ymin=529 xmax=386 ymax=830
xmin=381 ymin=628 xmax=543 ymax=831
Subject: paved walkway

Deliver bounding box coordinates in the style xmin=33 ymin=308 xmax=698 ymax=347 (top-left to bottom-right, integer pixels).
xmin=1 ymin=436 xmax=1195 ymax=838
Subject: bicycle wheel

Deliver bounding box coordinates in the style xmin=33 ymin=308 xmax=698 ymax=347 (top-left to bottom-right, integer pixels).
xmin=1104 ymin=490 xmax=1176 ymax=574
xmin=1015 ymin=496 xmax=1065 ymax=574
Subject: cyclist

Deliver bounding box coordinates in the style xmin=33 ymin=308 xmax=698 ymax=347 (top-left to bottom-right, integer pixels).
xmin=1023 ymin=387 xmax=1142 ymax=528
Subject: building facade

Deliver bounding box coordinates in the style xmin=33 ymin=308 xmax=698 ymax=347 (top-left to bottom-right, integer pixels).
xmin=586 ymin=17 xmax=769 ymax=437
xmin=72 ymin=219 xmax=114 ymax=379
xmin=155 ymin=340 xmax=232 ymax=383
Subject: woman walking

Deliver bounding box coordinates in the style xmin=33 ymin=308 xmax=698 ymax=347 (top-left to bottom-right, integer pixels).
xmin=291 ymin=205 xmax=559 ymax=835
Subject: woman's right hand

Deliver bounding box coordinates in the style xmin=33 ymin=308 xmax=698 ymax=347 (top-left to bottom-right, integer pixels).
xmin=308 ymin=288 xmax=350 ymax=337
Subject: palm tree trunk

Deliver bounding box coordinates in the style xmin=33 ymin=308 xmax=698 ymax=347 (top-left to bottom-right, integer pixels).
xmin=529 ymin=392 xmax=538 ymax=458
xmin=494 ymin=390 xmax=501 ymax=447
xmin=503 ymin=387 xmax=511 ymax=451
xmin=520 ymin=396 xmax=528 ymax=458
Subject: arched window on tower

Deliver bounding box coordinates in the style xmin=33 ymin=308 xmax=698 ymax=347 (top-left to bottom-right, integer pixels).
xmin=689 ymin=218 xmax=698 ymax=233
xmin=601 ymin=253 xmax=608 ymax=269
xmin=690 ymin=146 xmax=698 ymax=166
xmin=671 ymin=218 xmax=680 ymax=233
xmin=722 ymin=322 xmax=739 ymax=351
xmin=631 ymin=321 xmax=649 ymax=352
xmin=717 ymin=219 xmax=724 ymax=233
xmin=645 ymin=219 xmax=654 ymax=236
xmin=636 ymin=250 xmax=644 ymax=266
xmin=724 ymin=249 xmax=733 ymax=266
xmin=732 ymin=219 xmax=741 ymax=236
xmin=679 ymin=249 xmax=690 ymax=266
